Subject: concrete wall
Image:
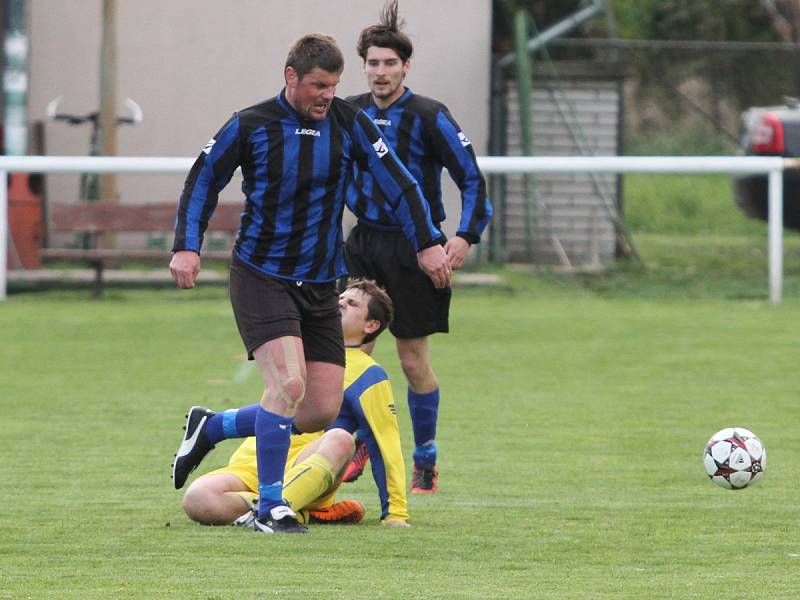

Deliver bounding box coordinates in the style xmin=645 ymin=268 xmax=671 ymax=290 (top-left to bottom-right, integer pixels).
xmin=28 ymin=0 xmax=491 ymax=242
xmin=503 ymin=78 xmax=622 ymax=266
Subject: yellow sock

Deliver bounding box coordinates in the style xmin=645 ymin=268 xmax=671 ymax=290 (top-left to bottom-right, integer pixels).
xmin=282 ymin=453 xmax=336 ymax=514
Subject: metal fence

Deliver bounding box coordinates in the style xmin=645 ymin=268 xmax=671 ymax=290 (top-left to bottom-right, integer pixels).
xmin=1 ymin=154 xmax=796 ymax=303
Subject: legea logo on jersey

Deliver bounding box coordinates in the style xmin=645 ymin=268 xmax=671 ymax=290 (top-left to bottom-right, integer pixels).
xmin=295 ymin=128 xmax=321 ymax=137
xmin=458 ymin=131 xmax=471 ymax=147
xmin=202 ymin=138 xmax=216 ymax=154
xmin=374 ymin=118 xmax=392 ymax=127
xmin=372 ymin=138 xmax=389 ymax=158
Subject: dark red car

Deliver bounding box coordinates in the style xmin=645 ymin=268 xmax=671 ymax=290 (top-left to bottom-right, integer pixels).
xmin=733 ymin=97 xmax=800 ymax=229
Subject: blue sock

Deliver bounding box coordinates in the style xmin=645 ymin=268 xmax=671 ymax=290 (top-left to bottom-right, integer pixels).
xmin=408 ymin=388 xmax=439 ymax=465
xmin=204 ymin=404 xmax=259 ymax=444
xmin=413 ymin=441 xmax=437 ymax=469
xmin=254 ymin=407 xmax=293 ymax=518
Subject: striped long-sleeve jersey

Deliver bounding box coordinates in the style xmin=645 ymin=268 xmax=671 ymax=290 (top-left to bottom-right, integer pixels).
xmin=330 ymin=347 xmax=408 ymax=522
xmin=172 ymin=90 xmax=443 ymax=283
xmin=346 ymin=87 xmax=492 ymax=244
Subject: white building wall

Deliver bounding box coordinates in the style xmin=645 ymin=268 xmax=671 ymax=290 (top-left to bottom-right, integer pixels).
xmin=28 ymin=0 xmax=491 ymax=242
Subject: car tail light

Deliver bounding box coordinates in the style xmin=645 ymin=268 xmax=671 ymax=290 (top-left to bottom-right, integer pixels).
xmin=751 ymin=112 xmax=785 ymax=154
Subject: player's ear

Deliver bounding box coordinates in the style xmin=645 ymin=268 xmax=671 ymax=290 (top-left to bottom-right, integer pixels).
xmin=285 ymin=66 xmax=298 ymax=87
xmin=364 ymin=319 xmax=380 ymax=336
xmin=402 ymin=59 xmax=411 ymax=77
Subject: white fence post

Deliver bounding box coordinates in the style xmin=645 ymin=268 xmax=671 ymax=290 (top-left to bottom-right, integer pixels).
xmin=0 ymin=171 xmax=7 ymax=302
xmin=768 ymin=168 xmax=784 ymax=305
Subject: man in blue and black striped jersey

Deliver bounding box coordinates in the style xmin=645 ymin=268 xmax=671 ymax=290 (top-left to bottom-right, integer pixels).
xmin=169 ymin=32 xmax=451 ymax=535
xmin=342 ymin=1 xmax=493 ymax=494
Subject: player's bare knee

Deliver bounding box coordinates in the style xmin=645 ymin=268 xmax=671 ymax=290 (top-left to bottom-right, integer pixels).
xmin=281 ymin=375 xmax=306 ymax=410
xmin=258 ymin=340 xmax=306 ymax=411
xmin=321 ymin=428 xmax=356 ymax=473
xmin=399 ymin=354 xmax=428 ymax=382
xmin=181 ymin=485 xmax=212 ymax=524
xmin=183 ymin=486 xmax=240 ymax=525
xmin=328 ymin=427 xmax=356 ymax=458
xmin=264 ymin=375 xmax=306 ymax=412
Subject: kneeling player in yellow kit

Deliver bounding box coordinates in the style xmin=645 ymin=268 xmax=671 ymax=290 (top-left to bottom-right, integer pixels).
xmin=179 ymin=279 xmax=410 ymax=528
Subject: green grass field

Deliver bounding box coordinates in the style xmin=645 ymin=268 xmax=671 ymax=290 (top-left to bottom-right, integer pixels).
xmin=3 ymin=173 xmax=800 ymax=598
xmin=2 ymin=274 xmax=799 ymax=598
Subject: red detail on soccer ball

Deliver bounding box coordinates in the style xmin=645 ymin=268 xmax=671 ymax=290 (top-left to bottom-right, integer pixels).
xmin=703 ymin=427 xmax=766 ymax=490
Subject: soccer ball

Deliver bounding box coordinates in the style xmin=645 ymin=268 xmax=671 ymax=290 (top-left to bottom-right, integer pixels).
xmin=703 ymin=427 xmax=766 ymax=489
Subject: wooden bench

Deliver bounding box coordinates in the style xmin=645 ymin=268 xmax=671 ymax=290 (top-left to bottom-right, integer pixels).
xmin=42 ymin=202 xmax=242 ymax=296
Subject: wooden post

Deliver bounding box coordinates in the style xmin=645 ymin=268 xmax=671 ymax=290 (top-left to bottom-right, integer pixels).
xmin=98 ymin=0 xmax=117 ymax=200
xmin=97 ymin=0 xmax=117 ymax=248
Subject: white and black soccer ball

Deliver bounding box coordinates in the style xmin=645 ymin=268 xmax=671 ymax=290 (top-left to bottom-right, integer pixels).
xmin=703 ymin=427 xmax=766 ymax=490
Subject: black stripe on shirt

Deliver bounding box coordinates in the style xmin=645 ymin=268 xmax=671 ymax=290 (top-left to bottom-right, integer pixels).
xmin=278 ymin=130 xmax=316 ymax=276
xmin=310 ymin=123 xmax=344 ymax=281
xmin=250 ymin=119 xmax=285 ymax=265
xmin=395 ymin=109 xmax=415 ymax=166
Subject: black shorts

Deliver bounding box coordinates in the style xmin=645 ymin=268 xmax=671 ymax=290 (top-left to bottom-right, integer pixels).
xmin=345 ymin=223 xmax=451 ymax=339
xmin=229 ymin=256 xmax=344 ymax=366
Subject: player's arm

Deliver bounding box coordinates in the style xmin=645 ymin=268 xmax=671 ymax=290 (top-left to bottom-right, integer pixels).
xmin=354 ymin=373 xmax=410 ymax=525
xmin=170 ymin=114 xmax=242 ymax=288
xmin=429 ymin=108 xmax=493 ymax=269
xmin=351 ymin=111 xmax=451 ymax=288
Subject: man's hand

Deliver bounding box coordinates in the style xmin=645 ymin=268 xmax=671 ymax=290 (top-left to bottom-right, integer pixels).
xmin=381 ymin=518 xmax=411 ymax=528
xmin=169 ymin=250 xmax=201 ymax=289
xmin=444 ymin=236 xmax=470 ymax=270
xmin=417 ymin=244 xmax=451 ymax=289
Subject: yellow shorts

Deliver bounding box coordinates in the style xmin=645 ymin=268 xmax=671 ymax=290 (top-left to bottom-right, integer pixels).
xmin=209 ymin=431 xmax=324 ymax=495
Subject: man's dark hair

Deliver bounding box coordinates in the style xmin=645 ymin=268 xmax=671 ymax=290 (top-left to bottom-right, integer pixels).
xmin=356 ymin=0 xmax=413 ymax=62
xmin=347 ymin=278 xmax=394 ymax=344
xmin=285 ymin=33 xmax=344 ymax=79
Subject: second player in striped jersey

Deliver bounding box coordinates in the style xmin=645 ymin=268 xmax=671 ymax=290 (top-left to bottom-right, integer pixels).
xmin=343 ymin=1 xmax=493 ymax=493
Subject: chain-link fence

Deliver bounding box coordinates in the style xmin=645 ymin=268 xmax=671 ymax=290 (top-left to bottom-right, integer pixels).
xmin=487 ymin=39 xmax=800 ymax=269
